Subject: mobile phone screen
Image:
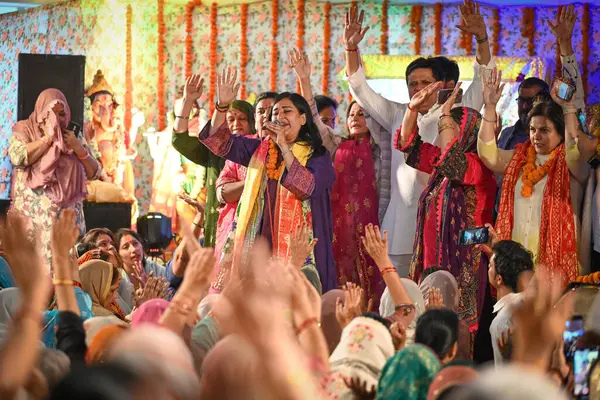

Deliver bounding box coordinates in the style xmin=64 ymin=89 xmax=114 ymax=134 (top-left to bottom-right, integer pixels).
xmin=574 ymin=349 xmax=599 ymax=398
xmin=557 ymin=82 xmax=574 ymax=102
xmin=564 ymin=317 xmax=585 ymax=360
xmin=458 ymin=227 xmax=489 ymax=246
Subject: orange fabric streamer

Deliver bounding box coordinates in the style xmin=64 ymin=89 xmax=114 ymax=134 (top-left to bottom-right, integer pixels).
xmin=380 ymin=0 xmax=389 ymax=55
xmin=184 ymin=0 xmax=202 ymax=78
xmin=434 ymin=3 xmax=442 ymax=55
xmin=209 ymin=2 xmax=217 ymax=116
xmin=124 ymin=5 xmax=132 ymax=141
xmin=157 ymin=0 xmax=166 ymax=130
xmin=322 ymin=2 xmax=331 ymax=95
xmin=240 ymin=3 xmax=249 ymax=100
xmin=270 ymin=0 xmax=279 ymax=91
xmin=521 ymin=8 xmax=535 ymax=57
xmin=491 ymin=8 xmax=500 ymax=56
xmin=410 ymin=5 xmax=423 ymax=55
xmin=296 ymin=0 xmax=306 ymax=93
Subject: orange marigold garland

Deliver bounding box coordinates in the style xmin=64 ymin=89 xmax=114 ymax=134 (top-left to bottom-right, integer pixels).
xmin=266 ymin=139 xmax=281 ymax=179
xmin=157 ymin=0 xmax=166 ymax=130
xmin=380 ymin=0 xmax=389 ymax=55
xmin=270 ymin=0 xmax=279 ymax=91
xmin=521 ymin=7 xmax=535 ymax=57
xmin=209 ymin=2 xmax=218 ymax=116
xmin=184 ymin=0 xmax=202 ymax=78
xmin=124 ymin=4 xmax=132 ymax=143
xmin=521 ymin=145 xmax=558 ymax=198
xmin=491 ymin=8 xmax=500 ymax=56
xmin=322 ymin=2 xmax=331 ymax=95
xmin=582 ymin=3 xmax=590 ymax=97
xmin=240 ymin=3 xmax=249 ymax=100
xmin=434 ymin=3 xmax=442 ymax=55
xmin=409 ymin=5 xmax=423 ymax=55
xmin=296 ymin=0 xmax=306 ymax=93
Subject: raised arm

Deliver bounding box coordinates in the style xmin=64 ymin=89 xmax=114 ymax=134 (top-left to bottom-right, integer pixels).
xmin=343 ymin=5 xmax=404 ymax=134
xmin=457 ymin=0 xmax=491 ymax=67
xmin=290 ymin=48 xmax=340 ymax=156
xmin=51 ymin=210 xmax=81 ymax=315
xmin=477 ymin=69 xmax=514 ymax=174
xmin=398 ymin=82 xmax=443 ymax=149
xmin=548 ymin=4 xmax=585 ymax=110
xmin=174 ymin=75 xmax=204 ymax=134
xmin=209 ymin=68 xmax=240 ymax=137
xmin=550 ymin=85 xmax=594 ymax=184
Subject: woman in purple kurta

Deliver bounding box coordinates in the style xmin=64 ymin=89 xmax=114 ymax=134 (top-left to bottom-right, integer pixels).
xmin=186 ymin=71 xmax=336 ymax=292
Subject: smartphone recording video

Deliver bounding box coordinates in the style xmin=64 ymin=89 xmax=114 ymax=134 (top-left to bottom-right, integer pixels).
xmin=437 ymin=88 xmax=463 ymax=105
xmin=458 ymin=227 xmax=489 ymax=246
xmin=574 ymin=348 xmax=599 ymax=399
xmin=565 ymin=316 xmax=585 ymax=361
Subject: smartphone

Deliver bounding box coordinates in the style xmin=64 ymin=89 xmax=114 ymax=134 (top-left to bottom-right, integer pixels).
xmin=437 ymin=88 xmax=463 ymax=105
xmin=67 ymin=121 xmax=82 ymax=138
xmin=458 ymin=227 xmax=489 ymax=246
xmin=565 ymin=316 xmax=585 ymax=361
xmin=574 ymin=348 xmax=599 ymax=398
xmin=553 ymin=78 xmax=575 ymax=102
xmin=578 ymin=111 xmax=594 ymax=140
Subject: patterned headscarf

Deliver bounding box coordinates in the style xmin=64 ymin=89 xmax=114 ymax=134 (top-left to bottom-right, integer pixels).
xmin=325 ymin=317 xmax=395 ymax=398
xmin=377 ymin=344 xmax=441 ymax=400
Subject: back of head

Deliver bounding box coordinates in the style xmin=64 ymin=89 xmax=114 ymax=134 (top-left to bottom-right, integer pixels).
xmin=520 ymin=77 xmax=550 ymax=94
xmin=130 ymin=299 xmax=170 ymax=327
xmin=405 ymin=57 xmax=444 ymax=82
xmin=433 ymin=56 xmax=460 ymax=83
xmin=50 ymin=363 xmax=138 ymax=400
xmin=37 ymin=348 xmax=70 ymax=390
xmin=415 ymin=308 xmax=459 ymax=360
xmin=492 ymin=240 xmax=534 ymax=292
xmin=315 ymin=95 xmax=339 ymax=113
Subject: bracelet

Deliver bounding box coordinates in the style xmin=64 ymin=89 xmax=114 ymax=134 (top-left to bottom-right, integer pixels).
xmin=41 ymin=135 xmax=53 ymax=145
xmin=407 ymin=103 xmax=416 ymax=113
xmin=563 ymin=108 xmax=577 ymax=115
xmin=439 ymin=113 xmax=452 ymax=119
xmin=380 ymin=267 xmax=397 ymax=277
xmin=170 ymin=299 xmax=193 ymax=316
xmin=76 ymin=151 xmax=90 ymax=161
xmin=175 ymin=115 xmax=189 ymax=120
xmin=476 ymin=35 xmax=488 ymax=44
xmin=52 ymin=279 xmax=74 ymax=286
xmin=215 ymin=102 xmax=230 ymax=112
xmin=281 ymin=148 xmax=292 ymax=157
xmin=345 ymin=47 xmax=358 ymax=52
xmin=482 ymin=116 xmax=496 ymax=123
xmin=296 ymin=317 xmax=320 ymax=335
xmin=438 ymin=123 xmax=455 ymax=132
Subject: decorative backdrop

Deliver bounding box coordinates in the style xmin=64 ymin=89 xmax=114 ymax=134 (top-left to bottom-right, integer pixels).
xmin=0 ymin=0 xmax=598 ymax=214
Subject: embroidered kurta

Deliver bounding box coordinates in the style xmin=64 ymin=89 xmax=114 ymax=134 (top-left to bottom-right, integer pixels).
xmin=199 ymin=122 xmax=337 ymax=292
xmin=398 ymin=117 xmax=496 ymax=329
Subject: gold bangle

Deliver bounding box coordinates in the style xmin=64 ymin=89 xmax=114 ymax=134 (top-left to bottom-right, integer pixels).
xmin=52 ymin=279 xmax=74 ymax=286
xmin=482 ymin=116 xmax=496 ymax=123
xmin=438 ymin=124 xmax=455 ymax=132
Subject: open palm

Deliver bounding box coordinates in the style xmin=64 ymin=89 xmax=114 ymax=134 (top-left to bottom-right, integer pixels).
xmin=344 ymin=5 xmax=369 ymax=49
xmin=547 ymin=5 xmax=575 ymax=42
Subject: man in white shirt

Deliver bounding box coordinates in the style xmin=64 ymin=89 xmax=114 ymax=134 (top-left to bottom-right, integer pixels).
xmin=487 ymin=240 xmax=534 ymax=366
xmin=343 ymin=1 xmax=495 ymax=276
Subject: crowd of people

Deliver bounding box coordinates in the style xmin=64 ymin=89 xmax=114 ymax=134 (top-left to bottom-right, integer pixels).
xmin=1 ymin=0 xmax=600 ymax=399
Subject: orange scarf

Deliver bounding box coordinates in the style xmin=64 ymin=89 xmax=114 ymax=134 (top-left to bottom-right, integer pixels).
xmin=496 ymin=141 xmax=578 ymax=282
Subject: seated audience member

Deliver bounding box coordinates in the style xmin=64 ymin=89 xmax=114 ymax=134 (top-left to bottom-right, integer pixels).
xmin=427 ymin=365 xmax=478 ymax=400
xmin=488 ymin=240 xmax=534 ymax=365
xmin=80 ymin=228 xmax=118 ymax=253
xmin=314 ymin=94 xmax=338 ymax=130
xmin=79 ymin=260 xmax=128 ymax=322
xmin=416 ymin=308 xmax=460 ymax=365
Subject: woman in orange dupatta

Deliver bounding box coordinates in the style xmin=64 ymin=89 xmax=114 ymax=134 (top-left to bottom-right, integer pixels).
xmin=478 ymin=69 xmax=596 ymax=282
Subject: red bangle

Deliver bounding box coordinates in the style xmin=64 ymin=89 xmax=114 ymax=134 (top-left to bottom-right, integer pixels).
xmin=380 ymin=267 xmax=397 ymax=277
xmin=407 ymin=103 xmax=416 ymax=112
xmin=77 ymin=151 xmax=90 ymax=161
xmin=345 ymin=47 xmax=358 ymax=52
xmin=296 ymin=317 xmax=320 ymax=335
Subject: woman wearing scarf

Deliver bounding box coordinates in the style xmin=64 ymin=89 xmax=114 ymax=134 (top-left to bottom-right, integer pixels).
xmin=211 ymin=100 xmax=257 ymax=293
xmin=79 ymin=260 xmax=128 ymax=322
xmin=380 ymin=279 xmax=425 ymax=345
xmin=195 ymin=68 xmax=336 ymax=292
xmin=427 ymin=365 xmax=478 ymax=400
xmin=325 ymin=316 xmax=395 ymax=399
xmin=377 ymin=344 xmax=441 ymax=400
xmin=396 ymin=83 xmax=496 ymax=330
xmin=9 ymin=89 xmax=101 ymax=270
xmin=478 ymin=70 xmax=595 ymax=282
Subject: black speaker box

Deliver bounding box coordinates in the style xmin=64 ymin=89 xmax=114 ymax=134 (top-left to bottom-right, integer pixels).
xmin=18 ymin=53 xmax=86 ymax=125
xmin=83 ymin=202 xmax=131 ymax=233
xmin=136 ymin=212 xmax=172 ymax=253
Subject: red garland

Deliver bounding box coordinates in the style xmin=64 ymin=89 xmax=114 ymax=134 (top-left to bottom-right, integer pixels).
xmin=270 ymin=0 xmax=279 ymax=91
xmin=434 ymin=3 xmax=442 ymax=55
xmin=521 ymin=7 xmax=535 ymax=57
xmin=124 ymin=4 xmax=132 ymax=146
xmin=380 ymin=0 xmax=389 ymax=55
xmin=296 ymin=0 xmax=305 ymax=93
xmin=209 ymin=2 xmax=217 ymax=116
xmin=184 ymin=0 xmax=202 ymax=78
xmin=322 ymin=2 xmax=331 ymax=95
xmin=240 ymin=3 xmax=249 ymax=100
xmin=157 ymin=0 xmax=166 ymax=130
xmin=409 ymin=5 xmax=423 ymax=55
xmin=582 ymin=3 xmax=590 ymax=97
xmin=491 ymin=8 xmax=500 ymax=56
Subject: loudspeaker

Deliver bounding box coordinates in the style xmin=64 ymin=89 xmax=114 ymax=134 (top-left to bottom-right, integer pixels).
xmin=83 ymin=202 xmax=132 ymax=233
xmin=18 ymin=54 xmax=86 ymax=125
xmin=136 ymin=212 xmax=172 ymax=255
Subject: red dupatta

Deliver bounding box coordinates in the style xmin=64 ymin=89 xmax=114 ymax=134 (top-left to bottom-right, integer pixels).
xmin=331 ymin=137 xmax=383 ymax=305
xmin=495 ymin=141 xmax=578 ymax=282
